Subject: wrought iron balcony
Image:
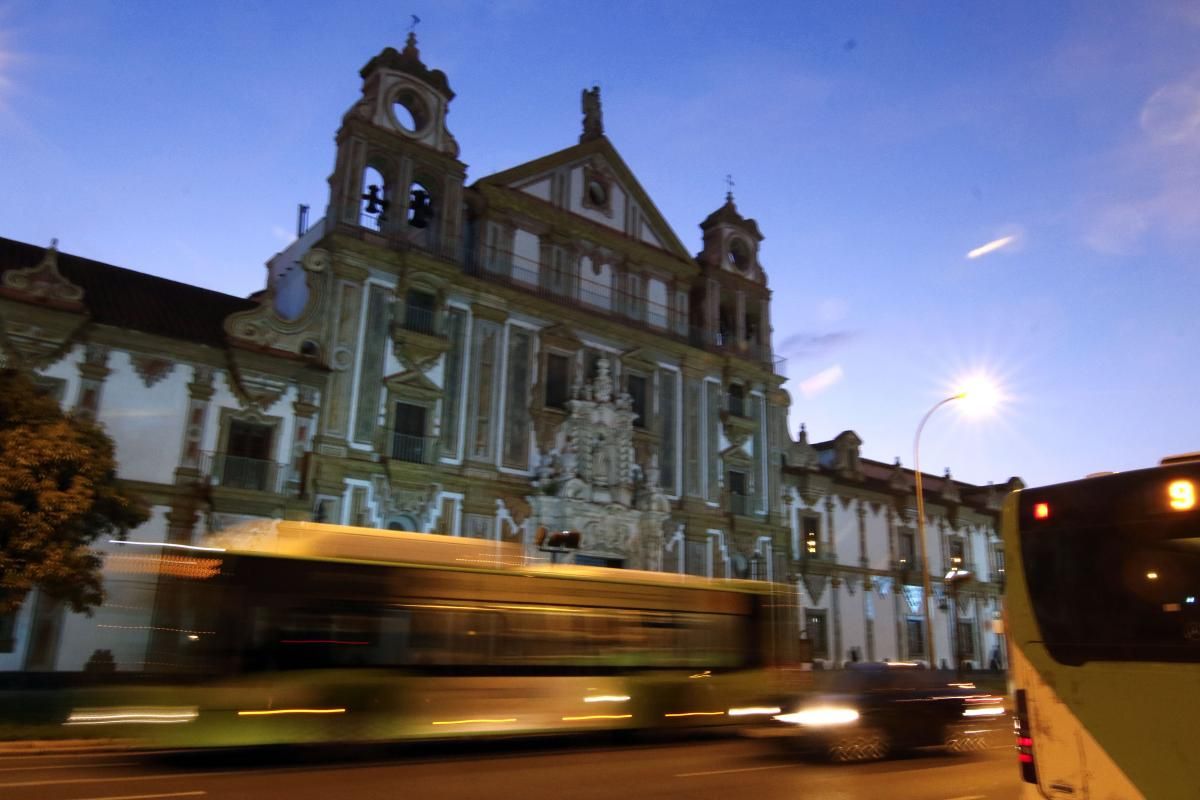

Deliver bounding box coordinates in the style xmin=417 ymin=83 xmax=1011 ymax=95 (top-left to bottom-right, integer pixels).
xmin=201 ymin=451 xmax=290 ymax=494
xmin=729 ymin=493 xmax=757 ymax=517
xmin=390 ymin=433 xmax=438 ymax=465
xmin=400 ymin=303 xmax=439 ymax=336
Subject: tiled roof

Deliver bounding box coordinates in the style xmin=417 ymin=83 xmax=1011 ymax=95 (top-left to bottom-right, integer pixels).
xmin=0 ymin=237 xmax=256 ymax=347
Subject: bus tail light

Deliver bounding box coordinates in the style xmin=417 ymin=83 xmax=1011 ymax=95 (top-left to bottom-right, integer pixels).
xmin=1033 ymin=502 xmax=1050 ymax=520
xmin=1014 ymin=689 xmax=1038 ymax=784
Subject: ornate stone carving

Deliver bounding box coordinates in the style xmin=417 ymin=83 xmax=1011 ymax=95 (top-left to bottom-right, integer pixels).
xmin=229 ymin=369 xmax=288 ymax=411
xmin=525 ymin=356 xmax=669 ymax=569
xmin=131 ymin=354 xmax=175 ymax=387
xmin=580 ymin=85 xmax=603 ymax=142
xmin=1 ymin=240 xmax=84 ymax=309
xmin=224 ymin=247 xmax=330 ymax=356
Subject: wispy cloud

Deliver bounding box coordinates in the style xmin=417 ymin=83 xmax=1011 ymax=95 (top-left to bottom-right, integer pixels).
xmin=1082 ymin=70 xmax=1200 ymax=254
xmin=966 ymin=235 xmax=1017 ymax=260
xmin=797 ymin=365 xmax=844 ymax=398
xmin=270 ymin=225 xmax=293 ymax=244
xmin=777 ymin=331 xmax=856 ymax=360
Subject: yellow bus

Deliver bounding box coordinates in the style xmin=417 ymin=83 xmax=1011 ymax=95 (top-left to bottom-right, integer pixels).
xmin=35 ymin=521 xmax=802 ymax=747
xmin=1002 ymin=458 xmax=1200 ymax=799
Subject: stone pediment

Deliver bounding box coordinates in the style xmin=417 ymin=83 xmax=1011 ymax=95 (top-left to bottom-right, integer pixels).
xmin=620 ymin=346 xmax=657 ymax=374
xmin=539 ymin=323 xmax=584 ymax=352
xmin=384 ymin=369 xmax=443 ymax=401
xmin=474 ymin=136 xmax=693 ymax=263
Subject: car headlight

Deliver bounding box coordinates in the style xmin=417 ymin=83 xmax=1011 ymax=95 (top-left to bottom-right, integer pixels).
xmin=773 ymin=706 xmax=860 ymax=726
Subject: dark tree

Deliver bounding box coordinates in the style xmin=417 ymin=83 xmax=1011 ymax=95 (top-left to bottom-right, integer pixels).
xmin=0 ymin=369 xmax=147 ymax=615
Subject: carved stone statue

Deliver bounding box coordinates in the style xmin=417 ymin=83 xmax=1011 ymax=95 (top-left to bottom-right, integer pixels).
xmin=581 ymin=86 xmax=603 ymax=142
xmin=593 ymin=356 xmax=613 ymax=403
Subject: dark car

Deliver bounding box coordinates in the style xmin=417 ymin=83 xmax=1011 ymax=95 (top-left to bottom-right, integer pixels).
xmin=742 ymin=662 xmax=1007 ymax=762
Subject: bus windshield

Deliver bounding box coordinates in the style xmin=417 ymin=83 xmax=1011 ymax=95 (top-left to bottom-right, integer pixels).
xmin=1019 ymin=472 xmax=1200 ymax=665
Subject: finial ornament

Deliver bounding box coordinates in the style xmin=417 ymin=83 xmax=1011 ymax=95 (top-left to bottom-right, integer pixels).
xmin=725 ymin=174 xmax=735 ymax=202
xmin=581 ymin=85 xmax=603 ymax=142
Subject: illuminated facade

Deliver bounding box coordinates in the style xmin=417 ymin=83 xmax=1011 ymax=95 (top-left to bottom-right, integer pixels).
xmin=0 ymin=35 xmax=1013 ymax=672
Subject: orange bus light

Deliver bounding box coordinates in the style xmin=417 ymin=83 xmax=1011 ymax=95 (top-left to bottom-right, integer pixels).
xmin=1033 ymin=502 xmax=1050 ymax=520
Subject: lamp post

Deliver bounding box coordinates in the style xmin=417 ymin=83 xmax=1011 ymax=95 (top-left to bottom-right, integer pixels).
xmin=913 ymin=392 xmax=965 ymax=671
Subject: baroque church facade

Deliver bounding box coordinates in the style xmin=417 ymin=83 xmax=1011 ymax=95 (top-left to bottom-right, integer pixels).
xmin=0 ymin=36 xmax=1017 ymax=672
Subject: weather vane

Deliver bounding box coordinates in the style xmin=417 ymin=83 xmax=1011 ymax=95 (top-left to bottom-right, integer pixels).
xmin=725 ymin=174 xmax=735 ymax=201
xmin=409 ymin=14 xmax=420 ymax=33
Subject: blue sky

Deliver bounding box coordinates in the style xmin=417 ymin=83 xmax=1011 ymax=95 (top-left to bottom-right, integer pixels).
xmin=3 ymin=1 xmax=1199 ymax=488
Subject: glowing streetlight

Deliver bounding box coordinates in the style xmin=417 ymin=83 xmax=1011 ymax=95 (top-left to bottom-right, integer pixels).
xmin=913 ymin=375 xmax=1000 ymax=670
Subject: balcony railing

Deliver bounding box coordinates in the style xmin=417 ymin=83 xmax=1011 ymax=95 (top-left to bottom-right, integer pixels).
xmin=400 ymin=303 xmax=438 ymax=336
xmin=338 ymin=216 xmax=787 ymax=373
xmin=726 ymin=392 xmax=748 ymax=418
xmin=390 ymin=433 xmax=438 ymax=465
xmin=201 ymin=451 xmax=291 ymax=494
xmin=729 ymin=493 xmax=756 ymax=517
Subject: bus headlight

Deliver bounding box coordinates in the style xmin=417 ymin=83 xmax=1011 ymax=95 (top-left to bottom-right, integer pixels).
xmin=774 ymin=706 xmax=860 ymax=726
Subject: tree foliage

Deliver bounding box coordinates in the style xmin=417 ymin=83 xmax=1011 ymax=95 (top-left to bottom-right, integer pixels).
xmin=0 ymin=369 xmax=148 ymax=615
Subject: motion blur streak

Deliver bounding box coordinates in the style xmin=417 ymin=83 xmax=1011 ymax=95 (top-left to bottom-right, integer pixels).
xmin=583 ymin=695 xmax=630 ymax=703
xmin=561 ymin=714 xmax=633 ymax=721
xmin=236 ymin=708 xmax=346 ymax=716
xmin=962 ymin=706 xmax=1006 ymax=717
xmin=663 ymin=711 xmax=725 ymax=717
xmin=65 ymin=707 xmax=198 ymax=725
xmin=727 ymin=706 xmax=782 ymax=717
xmin=431 ymin=718 xmax=518 ymax=725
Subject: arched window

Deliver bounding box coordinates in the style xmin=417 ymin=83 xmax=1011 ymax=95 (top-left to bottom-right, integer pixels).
xmin=360 ymin=165 xmax=390 ymax=230
xmin=407 ymin=180 xmax=434 ymax=229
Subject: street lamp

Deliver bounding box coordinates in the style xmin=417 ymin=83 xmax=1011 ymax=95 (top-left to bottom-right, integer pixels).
xmin=912 ymin=374 xmax=1000 ymax=671
xmin=913 ymin=393 xmax=963 ymax=671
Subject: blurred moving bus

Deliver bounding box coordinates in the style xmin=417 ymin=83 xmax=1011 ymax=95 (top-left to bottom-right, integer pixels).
xmin=51 ymin=521 xmax=802 ymax=747
xmin=1003 ymin=458 xmax=1200 ymax=799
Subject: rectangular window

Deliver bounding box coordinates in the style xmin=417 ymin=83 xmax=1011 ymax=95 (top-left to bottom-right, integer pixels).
xmin=502 ymin=327 xmax=533 ymax=469
xmin=392 ymin=402 xmax=427 ymax=463
xmin=685 ymin=539 xmax=708 ymax=577
xmin=727 ymin=384 xmax=746 ymax=417
xmin=439 ymin=307 xmax=467 ymax=459
xmin=802 ymin=516 xmax=820 ymax=558
xmin=223 ymin=420 xmax=274 ymax=491
xmin=956 ymin=620 xmax=977 ymax=663
xmin=805 ymin=610 xmax=829 ymax=660
xmin=403 ymin=290 xmax=437 ymax=335
xmin=899 ymin=530 xmax=916 ymax=570
xmin=948 ymin=537 xmax=965 ymax=569
xmin=469 ymin=321 xmax=501 ymax=460
xmin=657 ymin=369 xmax=677 ymax=493
xmin=353 ymin=285 xmax=390 ymax=444
xmin=729 ymin=471 xmax=748 ymax=516
xmin=993 ymin=546 xmax=1006 ymax=583
xmin=906 ymin=617 xmax=926 ymax=658
xmin=545 ymin=353 xmax=570 ymax=410
xmin=627 ymin=373 xmax=648 ymax=429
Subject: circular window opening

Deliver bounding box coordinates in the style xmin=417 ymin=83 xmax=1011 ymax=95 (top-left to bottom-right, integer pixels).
xmin=392 ymin=88 xmax=430 ymax=134
xmin=587 ymin=179 xmax=608 ymax=207
xmin=728 ymin=238 xmax=751 ymax=271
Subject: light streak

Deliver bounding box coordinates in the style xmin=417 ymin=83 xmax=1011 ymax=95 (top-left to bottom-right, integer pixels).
xmin=236 ymin=708 xmax=345 ymax=716
xmin=966 ymin=235 xmax=1016 ymax=259
xmin=108 ymin=539 xmax=225 ymax=552
xmin=583 ymin=695 xmax=630 ymax=703
xmin=663 ymin=711 xmax=725 ymax=718
xmin=561 ymin=714 xmax=633 ymax=721
xmin=431 ymin=718 xmax=517 ymax=725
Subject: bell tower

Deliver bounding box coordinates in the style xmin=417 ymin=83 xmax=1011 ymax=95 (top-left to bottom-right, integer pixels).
xmin=326 ymin=32 xmax=466 ymax=255
xmin=691 ymin=189 xmax=773 ymax=366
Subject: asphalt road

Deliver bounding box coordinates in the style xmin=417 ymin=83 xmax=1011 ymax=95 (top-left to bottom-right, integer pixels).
xmin=0 ymin=736 xmax=1019 ymax=800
